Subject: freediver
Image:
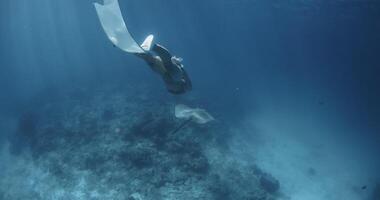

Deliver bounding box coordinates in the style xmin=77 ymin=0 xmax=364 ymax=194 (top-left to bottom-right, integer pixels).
xmin=134 ymin=35 xmax=192 ymax=95
xmin=93 ymin=0 xmax=192 ymax=95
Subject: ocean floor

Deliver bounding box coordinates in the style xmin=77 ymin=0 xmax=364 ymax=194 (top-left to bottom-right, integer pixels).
xmin=237 ymin=108 xmax=380 ymax=200
xmin=0 ymin=85 xmax=280 ymax=200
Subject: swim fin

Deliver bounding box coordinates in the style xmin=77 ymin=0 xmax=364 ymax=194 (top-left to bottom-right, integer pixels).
xmin=175 ymin=104 xmax=214 ymax=124
xmin=141 ymin=35 xmax=154 ymax=51
xmin=94 ymin=0 xmax=145 ymax=54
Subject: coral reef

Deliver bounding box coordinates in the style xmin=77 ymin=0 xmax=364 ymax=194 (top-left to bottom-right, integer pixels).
xmin=1 ymin=85 xmax=279 ymax=200
xmin=259 ymin=173 xmax=280 ymax=194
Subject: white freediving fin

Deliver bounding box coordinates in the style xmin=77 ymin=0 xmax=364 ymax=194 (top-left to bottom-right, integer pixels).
xmin=141 ymin=35 xmax=154 ymax=51
xmin=93 ymin=0 xmax=145 ymax=54
xmin=175 ymin=104 xmax=215 ymax=124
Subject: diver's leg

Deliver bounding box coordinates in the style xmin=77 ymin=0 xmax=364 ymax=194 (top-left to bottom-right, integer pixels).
xmin=152 ymin=44 xmax=173 ymax=66
xmin=134 ymin=52 xmax=167 ymax=76
xmin=134 ymin=52 xmax=155 ymax=65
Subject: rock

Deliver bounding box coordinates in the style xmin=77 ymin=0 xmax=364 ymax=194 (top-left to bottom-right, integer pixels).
xmin=120 ymin=143 xmax=156 ymax=168
xmin=186 ymin=154 xmax=209 ymax=174
xmin=176 ymin=148 xmax=209 ymax=174
xmin=260 ymin=173 xmax=280 ymax=194
xmin=208 ymin=174 xmax=231 ymax=200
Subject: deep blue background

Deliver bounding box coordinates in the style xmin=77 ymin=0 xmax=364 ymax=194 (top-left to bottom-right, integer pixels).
xmin=0 ymin=0 xmax=379 ymax=157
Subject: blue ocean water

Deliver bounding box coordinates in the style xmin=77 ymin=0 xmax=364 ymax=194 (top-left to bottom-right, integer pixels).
xmin=0 ymin=0 xmax=379 ymax=199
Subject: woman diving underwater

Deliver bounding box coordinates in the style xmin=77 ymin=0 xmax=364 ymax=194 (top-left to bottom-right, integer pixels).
xmin=94 ymin=0 xmax=192 ymax=94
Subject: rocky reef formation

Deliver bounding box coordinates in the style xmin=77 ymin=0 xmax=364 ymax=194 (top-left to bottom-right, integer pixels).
xmin=1 ymin=85 xmax=279 ymax=200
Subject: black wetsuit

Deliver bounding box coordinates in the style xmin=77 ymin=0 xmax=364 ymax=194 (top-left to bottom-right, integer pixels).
xmin=151 ymin=44 xmax=192 ymax=94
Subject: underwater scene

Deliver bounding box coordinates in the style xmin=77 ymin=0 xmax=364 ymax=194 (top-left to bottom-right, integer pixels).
xmin=0 ymin=0 xmax=379 ymax=199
